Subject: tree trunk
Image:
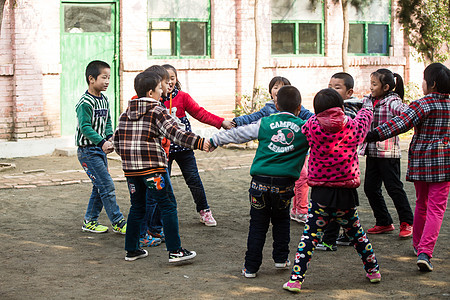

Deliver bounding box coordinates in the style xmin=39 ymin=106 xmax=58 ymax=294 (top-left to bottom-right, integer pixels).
xmin=252 ymin=0 xmax=260 ymax=101
xmin=0 ymin=0 xmax=6 ymax=34
xmin=341 ymin=0 xmax=349 ymax=72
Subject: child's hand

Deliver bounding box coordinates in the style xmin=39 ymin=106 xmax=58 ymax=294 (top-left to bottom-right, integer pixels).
xmin=102 ymin=141 xmax=114 ymax=154
xmin=203 ymin=139 xmax=211 ymax=152
xmin=222 ymin=120 xmax=235 ymax=130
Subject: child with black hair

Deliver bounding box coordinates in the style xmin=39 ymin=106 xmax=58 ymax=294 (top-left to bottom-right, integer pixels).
xmin=209 ymin=86 xmax=310 ymax=278
xmin=76 ymin=60 xmax=127 ymax=235
xmin=233 ymin=76 xmax=314 ymax=224
xmin=283 ymin=88 xmax=380 ymax=293
xmin=317 ymin=72 xmax=362 ymax=251
xmin=113 ymin=70 xmax=209 ymax=262
xmin=365 ymin=63 xmax=450 ymax=272
xmin=359 ymin=69 xmax=414 ymax=238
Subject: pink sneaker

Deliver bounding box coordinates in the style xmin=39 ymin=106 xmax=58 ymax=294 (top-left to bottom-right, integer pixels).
xmin=290 ymin=211 xmax=307 ymax=224
xmin=199 ymin=209 xmax=217 ymax=227
xmin=283 ymin=280 xmax=302 ymax=293
xmin=366 ymin=271 xmax=381 ymax=283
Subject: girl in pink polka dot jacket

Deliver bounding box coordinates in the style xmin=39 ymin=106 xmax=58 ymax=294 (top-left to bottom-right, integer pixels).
xmin=283 ymin=88 xmax=381 ymax=293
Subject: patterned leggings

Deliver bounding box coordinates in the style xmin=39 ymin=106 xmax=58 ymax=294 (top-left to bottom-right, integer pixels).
xmin=290 ymin=201 xmax=379 ymax=283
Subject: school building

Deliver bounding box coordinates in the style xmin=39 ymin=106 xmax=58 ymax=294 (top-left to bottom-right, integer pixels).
xmin=0 ymin=0 xmax=425 ymax=157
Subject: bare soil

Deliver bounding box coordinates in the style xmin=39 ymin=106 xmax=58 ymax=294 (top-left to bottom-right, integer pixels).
xmin=0 ymin=148 xmax=449 ymax=299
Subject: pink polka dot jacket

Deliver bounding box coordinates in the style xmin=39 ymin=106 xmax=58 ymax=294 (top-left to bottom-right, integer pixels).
xmin=302 ymin=107 xmax=373 ymax=188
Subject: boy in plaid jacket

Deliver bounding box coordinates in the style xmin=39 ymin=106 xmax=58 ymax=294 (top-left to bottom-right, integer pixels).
xmin=113 ymin=70 xmax=209 ymax=262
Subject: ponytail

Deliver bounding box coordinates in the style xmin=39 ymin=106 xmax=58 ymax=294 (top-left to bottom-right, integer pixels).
xmin=393 ymin=73 xmax=404 ymax=100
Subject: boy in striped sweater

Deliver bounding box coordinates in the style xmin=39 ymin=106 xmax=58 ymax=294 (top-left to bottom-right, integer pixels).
xmin=76 ymin=60 xmax=127 ymax=235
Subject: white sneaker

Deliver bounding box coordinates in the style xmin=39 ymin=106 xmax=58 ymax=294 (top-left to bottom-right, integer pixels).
xmin=275 ymin=259 xmax=291 ymax=269
xmin=290 ymin=212 xmax=307 ymax=224
xmin=199 ymin=209 xmax=217 ymax=226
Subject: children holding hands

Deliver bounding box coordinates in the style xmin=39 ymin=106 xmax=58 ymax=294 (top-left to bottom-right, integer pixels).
xmin=208 ymin=86 xmax=310 ymax=278
xmin=113 ymin=70 xmax=209 ymax=262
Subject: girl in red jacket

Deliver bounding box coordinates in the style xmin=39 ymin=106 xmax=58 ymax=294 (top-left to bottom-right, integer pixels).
xmin=161 ymin=64 xmax=233 ymax=226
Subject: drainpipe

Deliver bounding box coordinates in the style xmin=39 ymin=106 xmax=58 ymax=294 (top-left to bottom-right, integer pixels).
xmin=10 ymin=0 xmax=17 ymax=141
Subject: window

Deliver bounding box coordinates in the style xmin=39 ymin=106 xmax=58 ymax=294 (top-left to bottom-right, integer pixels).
xmin=347 ymin=0 xmax=390 ymax=55
xmin=64 ymin=4 xmax=111 ymax=33
xmin=148 ymin=0 xmax=210 ymax=57
xmin=271 ymin=0 xmax=323 ymax=55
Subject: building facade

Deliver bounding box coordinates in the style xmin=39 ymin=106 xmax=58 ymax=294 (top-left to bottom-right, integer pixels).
xmin=0 ymin=0 xmax=423 ymax=157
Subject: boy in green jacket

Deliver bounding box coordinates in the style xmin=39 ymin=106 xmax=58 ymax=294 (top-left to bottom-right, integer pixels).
xmin=76 ymin=60 xmax=127 ymax=234
xmin=209 ymin=86 xmax=309 ymax=278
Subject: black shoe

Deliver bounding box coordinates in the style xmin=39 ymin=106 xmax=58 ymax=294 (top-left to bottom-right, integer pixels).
xmin=169 ymin=248 xmax=197 ymax=263
xmin=125 ymin=248 xmax=148 ymax=261
xmin=417 ymin=253 xmax=433 ymax=272
xmin=336 ymin=234 xmax=352 ymax=246
xmin=316 ymin=242 xmax=337 ymax=251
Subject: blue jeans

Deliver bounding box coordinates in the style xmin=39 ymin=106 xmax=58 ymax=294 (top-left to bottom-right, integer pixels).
xmin=168 ymin=150 xmax=209 ymax=212
xmin=77 ymin=146 xmax=124 ymax=224
xmin=139 ymin=187 xmax=163 ymax=236
xmin=126 ymin=172 xmax=181 ymax=252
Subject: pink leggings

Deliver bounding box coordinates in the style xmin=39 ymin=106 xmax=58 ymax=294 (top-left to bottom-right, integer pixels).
xmin=291 ymin=157 xmax=309 ymax=215
xmin=413 ymin=181 xmax=450 ymax=258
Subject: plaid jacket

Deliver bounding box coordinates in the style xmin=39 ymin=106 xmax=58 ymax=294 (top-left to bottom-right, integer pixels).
xmin=374 ymin=93 xmax=450 ymax=182
xmin=113 ymin=97 xmax=204 ymax=176
xmin=359 ymin=92 xmax=409 ymax=158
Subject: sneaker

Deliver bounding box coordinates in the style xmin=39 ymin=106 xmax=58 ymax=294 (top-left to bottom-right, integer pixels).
xmin=336 ymin=234 xmax=352 ymax=246
xmin=283 ymin=280 xmax=302 ymax=293
xmin=316 ymin=242 xmax=337 ymax=251
xmin=275 ymin=259 xmax=291 ymax=269
xmin=367 ymin=224 xmax=395 ymax=234
xmin=139 ymin=233 xmax=162 ymax=247
xmin=199 ymin=209 xmax=217 ymax=227
xmin=168 ymin=248 xmax=197 ymax=263
xmin=112 ymin=219 xmax=127 ymax=234
xmin=148 ymin=230 xmax=165 ymax=242
xmin=366 ymin=271 xmax=381 ymax=283
xmin=125 ymin=248 xmax=148 ymax=261
xmin=399 ymin=222 xmax=413 ymax=238
xmin=290 ymin=212 xmax=307 ymax=224
xmin=82 ymin=220 xmax=108 ymax=233
xmin=241 ymin=268 xmax=257 ymax=278
xmin=417 ymin=253 xmax=433 ymax=272
xmin=413 ymin=247 xmax=418 ymax=256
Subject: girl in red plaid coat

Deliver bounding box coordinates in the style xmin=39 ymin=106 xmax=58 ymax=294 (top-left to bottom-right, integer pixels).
xmin=365 ymin=63 xmax=450 ymax=272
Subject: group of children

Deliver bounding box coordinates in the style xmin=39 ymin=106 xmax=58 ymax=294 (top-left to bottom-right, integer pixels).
xmin=75 ymin=59 xmax=450 ymax=291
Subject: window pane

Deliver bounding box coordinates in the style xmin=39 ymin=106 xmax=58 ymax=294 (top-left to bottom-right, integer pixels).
xmin=368 ymin=24 xmax=388 ymax=54
xmin=64 ymin=5 xmax=111 ymax=33
xmin=180 ymin=22 xmax=206 ymax=56
xmin=299 ymin=23 xmax=320 ymax=54
xmin=149 ymin=0 xmax=209 ymax=19
xmin=272 ymin=23 xmax=295 ymax=54
xmin=348 ymin=0 xmax=390 ymax=22
xmin=150 ymin=21 xmax=175 ymax=56
xmin=348 ymin=24 xmax=364 ymax=53
xmin=271 ymin=0 xmax=323 ymax=21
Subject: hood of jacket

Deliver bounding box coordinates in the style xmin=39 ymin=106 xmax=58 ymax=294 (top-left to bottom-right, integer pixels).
xmin=316 ymin=107 xmax=348 ymax=133
xmin=126 ymin=97 xmax=159 ymax=121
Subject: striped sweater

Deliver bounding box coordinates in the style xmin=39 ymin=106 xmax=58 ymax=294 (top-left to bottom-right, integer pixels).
xmin=75 ymin=91 xmax=113 ymax=147
xmin=113 ymin=97 xmax=205 ymax=177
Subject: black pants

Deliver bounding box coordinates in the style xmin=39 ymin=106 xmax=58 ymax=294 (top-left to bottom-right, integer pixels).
xmin=364 ymin=157 xmax=413 ymax=226
xmin=322 ymin=220 xmax=341 ymax=245
xmin=245 ymin=176 xmax=295 ymax=273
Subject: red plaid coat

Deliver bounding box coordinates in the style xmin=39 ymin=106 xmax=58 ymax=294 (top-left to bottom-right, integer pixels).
xmin=374 ymin=93 xmax=450 ymax=182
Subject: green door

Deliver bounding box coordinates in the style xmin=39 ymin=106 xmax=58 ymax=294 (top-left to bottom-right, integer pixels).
xmin=60 ymin=1 xmax=119 ymax=136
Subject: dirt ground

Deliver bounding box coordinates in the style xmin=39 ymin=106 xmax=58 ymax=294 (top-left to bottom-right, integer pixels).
xmin=0 ymin=148 xmax=449 ymax=299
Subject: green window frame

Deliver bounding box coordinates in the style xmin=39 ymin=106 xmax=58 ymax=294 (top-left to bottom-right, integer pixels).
xmin=148 ymin=0 xmax=211 ymax=58
xmin=270 ymin=0 xmax=324 ymax=56
xmin=271 ymin=21 xmax=324 ymax=56
xmin=347 ymin=0 xmax=391 ymax=56
xmin=348 ymin=22 xmax=390 ymax=56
